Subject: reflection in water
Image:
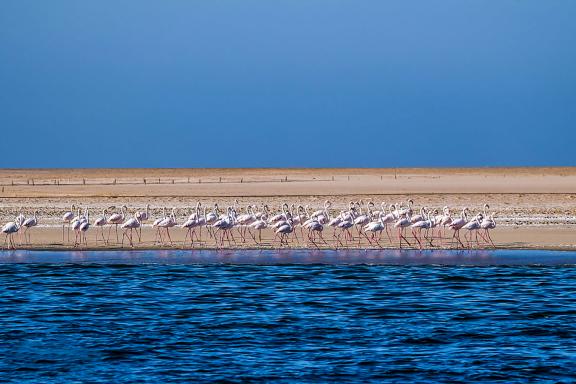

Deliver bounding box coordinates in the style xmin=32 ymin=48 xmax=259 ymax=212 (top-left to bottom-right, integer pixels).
xmin=1 ymin=249 xmax=575 ymax=265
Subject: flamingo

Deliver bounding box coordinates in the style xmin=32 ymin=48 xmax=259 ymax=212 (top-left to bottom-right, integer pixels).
xmin=152 ymin=207 xmax=167 ymax=244
xmin=448 ymin=207 xmax=469 ymax=248
xmin=363 ymin=214 xmax=386 ymax=248
xmin=269 ymin=204 xmax=289 ymax=224
xmin=213 ymin=207 xmax=236 ymax=247
xmin=336 ymin=215 xmax=355 ymax=248
xmin=62 ymin=204 xmax=76 ymax=243
xmin=394 ymin=213 xmax=412 ymax=248
xmin=370 ymin=202 xmax=388 ymax=218
xmin=205 ymin=204 xmax=220 ymax=241
xmin=135 ymin=204 xmax=150 ymax=241
xmin=410 ymin=209 xmax=434 ymax=250
xmin=181 ymin=212 xmax=202 ymax=247
xmin=480 ymin=211 xmax=497 ymax=247
xmin=410 ymin=207 xmax=427 ymax=224
xmin=304 ymin=217 xmax=326 ymax=248
xmin=157 ymin=208 xmax=177 ymax=246
xmin=310 ymin=200 xmax=331 ymax=219
xmin=396 ymin=199 xmax=414 ymax=217
xmin=21 ymin=211 xmax=39 ymax=244
xmin=379 ymin=204 xmax=397 ymax=243
xmin=249 ymin=215 xmax=268 ymax=244
xmin=463 ymin=213 xmax=484 ymax=249
xmin=121 ymin=214 xmax=141 ymax=248
xmin=236 ymin=205 xmax=257 ymax=242
xmin=79 ymin=210 xmax=90 ymax=247
xmin=2 ymin=220 xmax=20 ymax=249
xmin=435 ymin=206 xmax=452 ymax=246
xmin=353 ymin=202 xmax=372 ymax=242
xmin=327 ymin=212 xmax=344 ymax=237
xmin=107 ymin=205 xmax=127 ymax=243
xmin=275 ymin=219 xmax=294 ymax=247
xmin=71 ymin=208 xmax=86 ymax=247
xmin=94 ymin=209 xmax=108 ymax=244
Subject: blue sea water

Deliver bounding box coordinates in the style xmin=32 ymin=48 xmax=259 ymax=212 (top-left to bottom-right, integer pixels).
xmin=1 ymin=250 xmax=576 ymax=383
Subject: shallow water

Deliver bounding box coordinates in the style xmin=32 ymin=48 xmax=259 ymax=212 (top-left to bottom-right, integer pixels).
xmin=1 ymin=250 xmax=576 ymax=382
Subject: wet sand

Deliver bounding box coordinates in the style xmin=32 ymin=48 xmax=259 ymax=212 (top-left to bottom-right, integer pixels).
xmin=1 ymin=168 xmax=575 ymax=250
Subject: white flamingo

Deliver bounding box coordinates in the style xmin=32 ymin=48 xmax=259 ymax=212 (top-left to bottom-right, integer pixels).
xmin=157 ymin=208 xmax=177 ymax=246
xmin=2 ymin=220 xmax=20 ymax=249
xmin=107 ymin=205 xmax=127 ymax=243
xmin=436 ymin=206 xmax=452 ymax=246
xmin=336 ymin=214 xmax=355 ymax=248
xmin=394 ymin=213 xmax=412 ymax=249
xmin=275 ymin=219 xmax=294 ymax=247
xmin=62 ymin=204 xmax=76 ymax=243
xmin=304 ymin=217 xmax=326 ymax=248
xmin=480 ymin=211 xmax=497 ymax=247
xmin=379 ymin=204 xmax=397 ymax=243
xmin=152 ymin=207 xmax=167 ymax=244
xmin=236 ymin=205 xmax=257 ymax=243
xmin=135 ymin=204 xmax=150 ymax=241
xmin=71 ymin=208 xmax=86 ymax=247
xmin=21 ymin=210 xmax=39 ymax=244
xmin=249 ymin=214 xmax=268 ymax=244
xmin=213 ymin=207 xmax=236 ymax=247
xmin=463 ymin=213 xmax=484 ymax=249
xmin=410 ymin=209 xmax=434 ymax=250
xmin=181 ymin=207 xmax=203 ymax=247
xmin=363 ymin=214 xmax=387 ymax=248
xmin=79 ymin=210 xmax=90 ymax=247
xmin=121 ymin=214 xmax=141 ymax=248
xmin=448 ymin=207 xmax=469 ymax=248
xmin=94 ymin=209 xmax=108 ymax=244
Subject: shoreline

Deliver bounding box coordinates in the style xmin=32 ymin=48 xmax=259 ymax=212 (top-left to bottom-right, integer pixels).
xmin=2 ymin=246 xmax=576 ymax=252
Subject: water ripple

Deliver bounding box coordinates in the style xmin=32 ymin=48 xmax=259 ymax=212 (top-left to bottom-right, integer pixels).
xmin=0 ymin=254 xmax=576 ymax=382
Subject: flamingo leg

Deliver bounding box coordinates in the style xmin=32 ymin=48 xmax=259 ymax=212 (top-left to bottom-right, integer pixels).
xmin=385 ymin=225 xmax=392 ymax=243
xmin=166 ymin=228 xmax=173 ymax=245
xmin=363 ymin=231 xmax=374 ymax=247
xmin=455 ymin=230 xmax=465 ymax=248
xmin=399 ymin=228 xmax=411 ymax=248
xmin=486 ymin=230 xmax=495 ymax=248
xmin=412 ymin=229 xmax=422 ymax=249
xmin=374 ymin=232 xmax=383 ymax=248
xmin=335 ymin=232 xmax=343 ymax=249
xmin=184 ymin=228 xmax=190 ymax=245
xmin=248 ymin=228 xmax=257 ymax=244
xmin=309 ymin=234 xmax=319 ymax=249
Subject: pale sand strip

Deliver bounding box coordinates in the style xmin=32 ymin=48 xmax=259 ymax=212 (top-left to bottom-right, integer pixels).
xmin=4 ymin=226 xmax=576 ymax=251
xmin=0 ymin=168 xmax=575 ymax=250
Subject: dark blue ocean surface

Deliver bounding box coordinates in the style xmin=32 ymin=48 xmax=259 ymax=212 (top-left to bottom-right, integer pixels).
xmin=1 ymin=250 xmax=576 ymax=383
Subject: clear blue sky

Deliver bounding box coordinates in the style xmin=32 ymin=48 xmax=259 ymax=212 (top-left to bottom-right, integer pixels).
xmin=1 ymin=1 xmax=575 ymax=168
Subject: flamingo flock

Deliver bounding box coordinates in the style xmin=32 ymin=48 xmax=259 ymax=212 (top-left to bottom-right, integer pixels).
xmin=1 ymin=200 xmax=497 ymax=250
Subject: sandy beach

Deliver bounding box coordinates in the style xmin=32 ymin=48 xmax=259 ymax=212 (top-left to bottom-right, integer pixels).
xmin=1 ymin=167 xmax=575 ymax=250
